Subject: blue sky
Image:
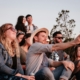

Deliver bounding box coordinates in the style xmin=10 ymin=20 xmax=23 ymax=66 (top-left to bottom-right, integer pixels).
xmin=0 ymin=0 xmax=80 ymax=36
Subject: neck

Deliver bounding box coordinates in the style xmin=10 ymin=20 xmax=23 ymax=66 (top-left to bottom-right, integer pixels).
xmin=21 ymin=44 xmax=29 ymax=52
xmin=28 ymin=23 xmax=32 ymax=26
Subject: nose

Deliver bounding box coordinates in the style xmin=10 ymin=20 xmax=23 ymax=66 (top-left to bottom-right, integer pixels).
xmin=13 ymin=29 xmax=17 ymax=33
xmin=59 ymin=39 xmax=62 ymax=42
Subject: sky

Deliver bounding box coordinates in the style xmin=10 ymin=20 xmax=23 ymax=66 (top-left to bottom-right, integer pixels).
xmin=0 ymin=0 xmax=80 ymax=37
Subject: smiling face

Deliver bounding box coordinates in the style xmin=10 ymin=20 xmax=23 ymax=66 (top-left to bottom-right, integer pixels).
xmin=53 ymin=34 xmax=63 ymax=43
xmin=22 ymin=17 xmax=26 ymax=24
xmin=26 ymin=16 xmax=33 ymax=24
xmin=34 ymin=31 xmax=48 ymax=44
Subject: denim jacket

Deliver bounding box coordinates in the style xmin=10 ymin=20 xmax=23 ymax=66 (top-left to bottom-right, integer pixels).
xmin=0 ymin=43 xmax=24 ymax=75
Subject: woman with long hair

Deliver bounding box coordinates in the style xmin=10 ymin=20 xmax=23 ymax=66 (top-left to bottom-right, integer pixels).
xmin=0 ymin=23 xmax=35 ymax=80
xmin=70 ymin=44 xmax=80 ymax=80
xmin=15 ymin=15 xmax=27 ymax=33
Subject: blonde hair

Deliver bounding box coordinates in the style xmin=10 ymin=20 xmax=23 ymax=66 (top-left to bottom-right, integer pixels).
xmin=0 ymin=23 xmax=20 ymax=57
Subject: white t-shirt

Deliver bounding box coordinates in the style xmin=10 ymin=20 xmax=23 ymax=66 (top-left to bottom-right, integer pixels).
xmin=27 ymin=25 xmax=34 ymax=33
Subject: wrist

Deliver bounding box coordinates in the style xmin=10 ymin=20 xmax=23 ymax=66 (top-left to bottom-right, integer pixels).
xmin=20 ymin=74 xmax=23 ymax=78
xmin=61 ymin=61 xmax=64 ymax=64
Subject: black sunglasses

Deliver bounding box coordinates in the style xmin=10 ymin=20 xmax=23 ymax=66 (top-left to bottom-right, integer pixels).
xmin=5 ymin=27 xmax=16 ymax=32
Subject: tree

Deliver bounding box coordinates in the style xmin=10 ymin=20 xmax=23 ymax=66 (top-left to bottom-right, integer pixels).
xmin=50 ymin=10 xmax=76 ymax=54
xmin=50 ymin=10 xmax=76 ymax=41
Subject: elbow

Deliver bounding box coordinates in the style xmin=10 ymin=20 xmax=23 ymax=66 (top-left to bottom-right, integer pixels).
xmin=52 ymin=46 xmax=60 ymax=51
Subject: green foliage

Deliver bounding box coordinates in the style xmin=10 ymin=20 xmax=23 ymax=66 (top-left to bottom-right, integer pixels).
xmin=50 ymin=10 xmax=76 ymax=54
xmin=50 ymin=10 xmax=76 ymax=41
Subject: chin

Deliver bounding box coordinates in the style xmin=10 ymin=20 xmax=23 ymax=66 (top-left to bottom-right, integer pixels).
xmin=12 ymin=37 xmax=16 ymax=40
xmin=42 ymin=42 xmax=46 ymax=44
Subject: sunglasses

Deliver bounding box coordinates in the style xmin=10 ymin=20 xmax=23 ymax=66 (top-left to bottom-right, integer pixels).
xmin=5 ymin=27 xmax=16 ymax=32
xmin=55 ymin=37 xmax=64 ymax=39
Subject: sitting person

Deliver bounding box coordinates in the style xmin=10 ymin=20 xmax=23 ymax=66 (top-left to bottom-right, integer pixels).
xmin=0 ymin=23 xmax=35 ymax=80
xmin=50 ymin=31 xmax=70 ymax=61
xmin=16 ymin=31 xmax=25 ymax=45
xmin=70 ymin=44 xmax=80 ymax=80
xmin=19 ymin=33 xmax=32 ymax=69
xmin=25 ymin=28 xmax=80 ymax=80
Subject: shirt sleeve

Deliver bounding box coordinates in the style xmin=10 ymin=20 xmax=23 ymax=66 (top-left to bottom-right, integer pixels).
xmin=17 ymin=57 xmax=24 ymax=74
xmin=0 ymin=47 xmax=18 ymax=75
xmin=48 ymin=58 xmax=54 ymax=67
xmin=30 ymin=43 xmax=53 ymax=54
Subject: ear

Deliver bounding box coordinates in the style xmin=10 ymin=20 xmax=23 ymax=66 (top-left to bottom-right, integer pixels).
xmin=34 ymin=36 xmax=38 ymax=42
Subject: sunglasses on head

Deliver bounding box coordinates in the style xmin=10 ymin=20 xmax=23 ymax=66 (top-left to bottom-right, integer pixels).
xmin=5 ymin=27 xmax=16 ymax=32
xmin=55 ymin=37 xmax=63 ymax=39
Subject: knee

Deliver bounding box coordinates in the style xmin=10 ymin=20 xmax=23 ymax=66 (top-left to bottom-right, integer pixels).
xmin=42 ymin=67 xmax=53 ymax=77
xmin=35 ymin=67 xmax=55 ymax=80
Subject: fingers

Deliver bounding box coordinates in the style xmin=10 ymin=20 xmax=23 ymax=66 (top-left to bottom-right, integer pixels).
xmin=30 ymin=76 xmax=35 ymax=78
xmin=64 ymin=66 xmax=69 ymax=71
xmin=65 ymin=65 xmax=74 ymax=71
xmin=68 ymin=62 xmax=74 ymax=71
xmin=29 ymin=76 xmax=35 ymax=80
xmin=63 ymin=61 xmax=74 ymax=71
xmin=30 ymin=77 xmax=35 ymax=80
xmin=68 ymin=66 xmax=74 ymax=71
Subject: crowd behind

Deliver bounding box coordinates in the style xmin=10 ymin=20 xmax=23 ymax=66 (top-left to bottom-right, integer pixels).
xmin=0 ymin=14 xmax=80 ymax=80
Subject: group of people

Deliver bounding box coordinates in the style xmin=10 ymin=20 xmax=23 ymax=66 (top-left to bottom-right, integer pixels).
xmin=0 ymin=14 xmax=80 ymax=80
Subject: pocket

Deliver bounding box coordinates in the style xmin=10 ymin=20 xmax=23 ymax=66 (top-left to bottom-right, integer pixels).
xmin=2 ymin=49 xmax=8 ymax=63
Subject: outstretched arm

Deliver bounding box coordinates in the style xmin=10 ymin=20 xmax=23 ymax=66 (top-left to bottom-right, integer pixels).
xmin=52 ymin=35 xmax=80 ymax=51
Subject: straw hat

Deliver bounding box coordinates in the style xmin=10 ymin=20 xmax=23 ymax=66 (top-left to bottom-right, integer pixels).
xmin=30 ymin=28 xmax=49 ymax=44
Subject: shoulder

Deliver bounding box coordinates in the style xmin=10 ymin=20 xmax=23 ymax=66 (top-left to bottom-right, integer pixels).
xmin=30 ymin=42 xmax=42 ymax=48
xmin=30 ymin=42 xmax=53 ymax=50
xmin=29 ymin=42 xmax=43 ymax=51
xmin=33 ymin=24 xmax=38 ymax=28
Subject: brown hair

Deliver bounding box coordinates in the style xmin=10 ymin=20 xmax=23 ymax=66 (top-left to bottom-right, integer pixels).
xmin=70 ymin=44 xmax=80 ymax=62
xmin=0 ymin=23 xmax=20 ymax=57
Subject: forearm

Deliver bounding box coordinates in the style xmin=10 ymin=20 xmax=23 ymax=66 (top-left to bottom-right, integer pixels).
xmin=0 ymin=64 xmax=17 ymax=75
xmin=52 ymin=61 xmax=63 ymax=67
xmin=52 ymin=40 xmax=76 ymax=51
xmin=17 ymin=57 xmax=24 ymax=74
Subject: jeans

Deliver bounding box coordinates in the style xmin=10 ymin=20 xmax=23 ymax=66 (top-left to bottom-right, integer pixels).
xmin=0 ymin=73 xmax=26 ymax=80
xmin=35 ymin=65 xmax=72 ymax=80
